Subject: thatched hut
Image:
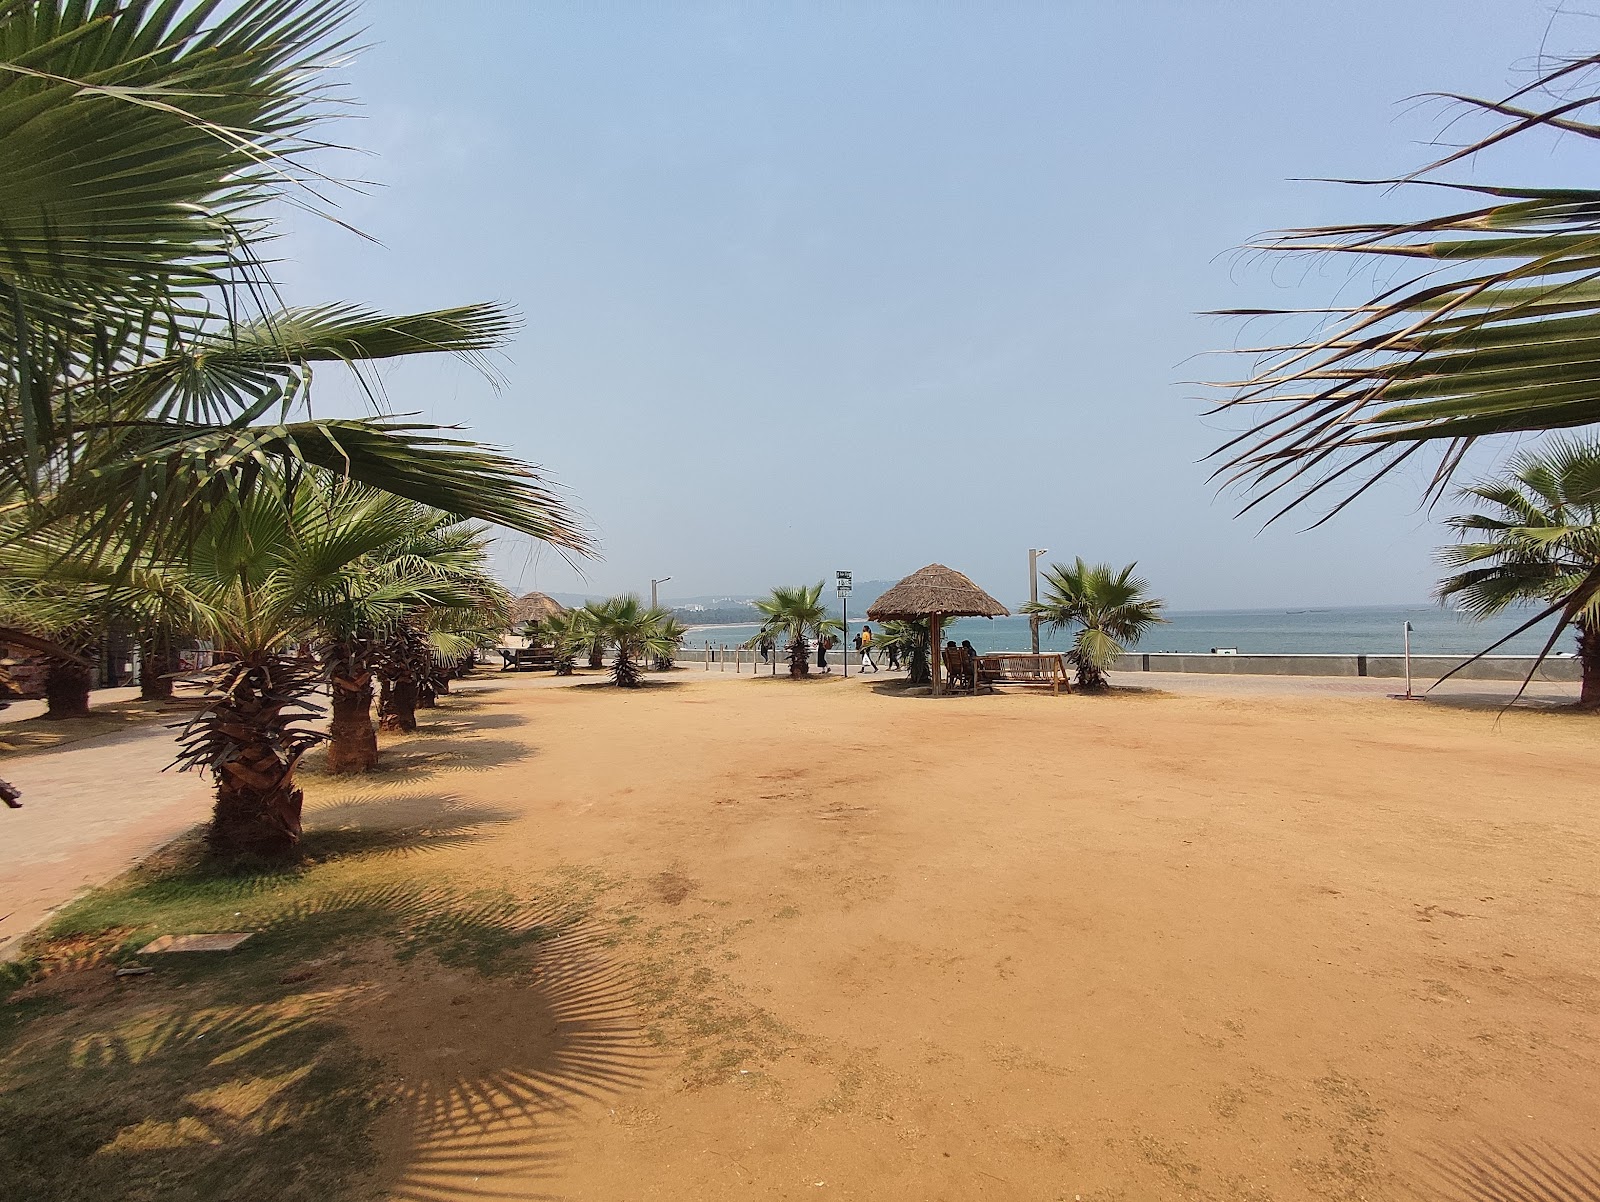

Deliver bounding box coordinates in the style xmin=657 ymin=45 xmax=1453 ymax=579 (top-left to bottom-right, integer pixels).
xmin=507 ymin=591 xmax=566 ymax=641
xmin=867 ymin=564 xmax=1009 ymax=695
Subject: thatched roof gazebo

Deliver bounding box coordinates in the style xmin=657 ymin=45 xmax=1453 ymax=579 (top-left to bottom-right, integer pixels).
xmin=867 ymin=564 xmax=1010 ymax=695
xmin=508 ymin=591 xmax=566 ymax=630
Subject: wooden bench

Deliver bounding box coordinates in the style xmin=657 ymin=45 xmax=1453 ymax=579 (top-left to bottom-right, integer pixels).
xmin=975 ymin=653 xmax=1071 ymax=695
xmin=499 ymin=646 xmax=556 ymax=672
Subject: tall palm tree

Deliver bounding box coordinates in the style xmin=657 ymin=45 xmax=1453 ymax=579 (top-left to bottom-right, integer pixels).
xmin=1438 ymin=439 xmax=1600 ymax=707
xmin=753 ymin=582 xmax=840 ymax=679
xmin=1023 ymin=559 xmax=1166 ymax=690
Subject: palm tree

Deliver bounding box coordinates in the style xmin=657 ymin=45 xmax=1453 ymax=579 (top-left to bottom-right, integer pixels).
xmin=315 ymin=499 xmax=506 ymax=770
xmin=580 ymin=600 xmax=617 ymax=669
xmin=874 ymin=619 xmax=934 ymax=686
xmin=598 ymin=596 xmax=677 ymax=688
xmin=1439 ymin=439 xmax=1600 ymax=707
xmin=541 ymin=610 xmax=584 ymax=676
xmin=0 ymin=2 xmax=590 ymax=809
xmin=0 ymin=3 xmax=587 ymax=556
xmin=1023 ymin=559 xmax=1166 ymax=690
xmin=753 ymin=583 xmax=840 ymax=679
xmin=653 ymin=616 xmax=689 ymax=670
xmin=1208 ymin=48 xmax=1600 ymax=657
xmin=156 ymin=480 xmax=508 ymax=856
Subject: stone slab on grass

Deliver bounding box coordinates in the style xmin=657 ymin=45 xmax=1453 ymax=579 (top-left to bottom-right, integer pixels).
xmin=139 ymin=932 xmax=253 ymax=954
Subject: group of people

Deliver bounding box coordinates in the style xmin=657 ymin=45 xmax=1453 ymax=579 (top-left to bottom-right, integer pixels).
xmin=943 ymin=639 xmax=981 ymax=690
xmin=750 ymin=628 xmax=983 ymax=678
xmin=753 ymin=626 xmax=901 ymax=672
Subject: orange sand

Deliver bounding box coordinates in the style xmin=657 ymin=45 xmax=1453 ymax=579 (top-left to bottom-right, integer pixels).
xmin=317 ymin=673 xmax=1600 ymax=1201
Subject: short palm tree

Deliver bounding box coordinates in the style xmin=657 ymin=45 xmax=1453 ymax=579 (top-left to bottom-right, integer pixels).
xmin=541 ymin=610 xmax=585 ymax=676
xmin=754 ymin=583 xmax=840 ymax=679
xmin=874 ymin=619 xmax=933 ymax=685
xmin=1023 ymin=559 xmax=1166 ymax=690
xmin=653 ymin=616 xmax=688 ymax=670
xmin=163 ymin=481 xmax=502 ymax=856
xmin=317 ymin=500 xmax=506 ymax=768
xmin=1439 ymin=438 xmax=1600 ymax=707
xmin=580 ymin=600 xmax=618 ymax=669
xmin=599 ymin=596 xmax=676 ymax=688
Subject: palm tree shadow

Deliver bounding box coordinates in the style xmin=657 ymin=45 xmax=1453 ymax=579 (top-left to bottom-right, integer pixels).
xmin=246 ymin=883 xmax=655 ymax=1200
xmin=1418 ymin=1141 xmax=1600 ymax=1201
xmin=4 ymin=885 xmax=655 ymax=1202
xmin=300 ymin=794 xmax=517 ymax=862
xmin=367 ymin=922 xmax=655 ymax=1201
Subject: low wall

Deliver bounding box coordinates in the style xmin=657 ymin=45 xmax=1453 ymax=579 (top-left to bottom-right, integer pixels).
xmin=1110 ymin=652 xmax=1580 ymax=682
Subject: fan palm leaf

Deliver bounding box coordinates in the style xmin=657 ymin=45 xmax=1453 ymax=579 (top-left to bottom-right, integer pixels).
xmin=1210 ymin=54 xmax=1600 ymax=525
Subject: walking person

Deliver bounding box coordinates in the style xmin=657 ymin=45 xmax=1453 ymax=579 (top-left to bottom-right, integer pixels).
xmin=758 ymin=636 xmax=772 ymax=664
xmin=856 ymin=625 xmax=878 ymax=672
xmin=817 ymin=632 xmax=832 ymax=674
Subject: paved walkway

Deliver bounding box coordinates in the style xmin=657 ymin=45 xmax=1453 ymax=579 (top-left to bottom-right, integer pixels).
xmin=0 ymin=720 xmax=206 ymax=959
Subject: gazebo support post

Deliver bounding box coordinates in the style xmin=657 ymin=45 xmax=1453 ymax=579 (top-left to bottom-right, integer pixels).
xmin=930 ymin=613 xmax=942 ymax=696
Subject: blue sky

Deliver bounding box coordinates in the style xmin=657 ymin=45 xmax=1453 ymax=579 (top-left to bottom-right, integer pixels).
xmin=277 ymin=1 xmax=1591 ymax=608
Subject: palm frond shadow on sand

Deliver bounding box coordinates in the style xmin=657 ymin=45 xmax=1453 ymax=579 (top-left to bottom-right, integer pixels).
xmin=1418 ymin=1142 xmax=1600 ymax=1202
xmin=369 ymin=923 xmax=655 ymax=1202
xmin=249 ymin=883 xmax=654 ymax=1202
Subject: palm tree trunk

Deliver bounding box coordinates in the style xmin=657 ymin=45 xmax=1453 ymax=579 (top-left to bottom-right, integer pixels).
xmin=211 ymin=756 xmax=305 ymax=858
xmin=380 ymin=676 xmax=418 ymax=732
xmin=613 ymin=645 xmax=641 ymax=687
xmin=327 ymin=673 xmax=378 ymax=772
xmin=138 ymin=634 xmax=176 ymax=701
xmin=44 ymin=659 xmax=92 ymax=719
xmin=1580 ymin=621 xmax=1600 ymax=709
xmin=181 ymin=655 xmax=323 ymax=860
xmin=789 ymin=635 xmax=809 ymax=678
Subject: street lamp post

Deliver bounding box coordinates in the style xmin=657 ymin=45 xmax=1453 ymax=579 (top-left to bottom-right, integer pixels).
xmin=1403 ymin=619 xmax=1413 ymax=700
xmin=836 ymin=570 xmax=852 ymax=679
xmin=651 ymin=576 xmax=671 ymax=609
xmin=1028 ymin=548 xmax=1049 ymax=655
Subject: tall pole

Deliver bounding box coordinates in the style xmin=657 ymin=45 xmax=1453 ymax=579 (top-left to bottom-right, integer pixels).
xmin=835 ymin=570 xmax=852 ymax=679
xmin=1404 ymin=620 xmax=1413 ymax=700
xmin=1028 ymin=548 xmax=1048 ymax=655
xmin=651 ymin=576 xmax=671 ymax=609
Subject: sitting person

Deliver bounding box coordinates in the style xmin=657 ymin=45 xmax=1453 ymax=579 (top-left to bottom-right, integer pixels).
xmin=943 ymin=640 xmax=967 ymax=689
xmin=960 ymin=640 xmax=980 ymax=689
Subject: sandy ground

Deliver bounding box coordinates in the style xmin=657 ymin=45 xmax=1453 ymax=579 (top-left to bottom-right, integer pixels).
xmin=288 ymin=670 xmax=1600 ymax=1202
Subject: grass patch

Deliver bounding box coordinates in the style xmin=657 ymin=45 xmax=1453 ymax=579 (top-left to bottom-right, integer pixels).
xmin=0 ymin=824 xmax=588 ymax=1201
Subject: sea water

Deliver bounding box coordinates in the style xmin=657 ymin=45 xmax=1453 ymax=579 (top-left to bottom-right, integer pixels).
xmin=682 ymin=605 xmax=1570 ymax=658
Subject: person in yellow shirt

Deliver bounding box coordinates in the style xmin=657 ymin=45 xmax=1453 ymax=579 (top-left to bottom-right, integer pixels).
xmin=855 ymin=625 xmax=878 ymax=672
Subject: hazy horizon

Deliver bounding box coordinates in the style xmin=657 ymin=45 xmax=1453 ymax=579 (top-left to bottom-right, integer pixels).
xmin=276 ymin=2 xmax=1590 ymax=611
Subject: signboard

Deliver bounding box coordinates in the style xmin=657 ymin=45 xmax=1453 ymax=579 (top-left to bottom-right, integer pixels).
xmin=835 ymin=570 xmax=852 ymax=596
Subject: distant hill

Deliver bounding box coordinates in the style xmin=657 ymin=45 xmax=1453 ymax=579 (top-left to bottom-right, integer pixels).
xmin=536 ymin=579 xmax=905 ymax=622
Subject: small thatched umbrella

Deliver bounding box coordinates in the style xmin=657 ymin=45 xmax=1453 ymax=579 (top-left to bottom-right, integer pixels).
xmin=867 ymin=564 xmax=1010 ymax=695
xmin=508 ymin=591 xmax=566 ymax=635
